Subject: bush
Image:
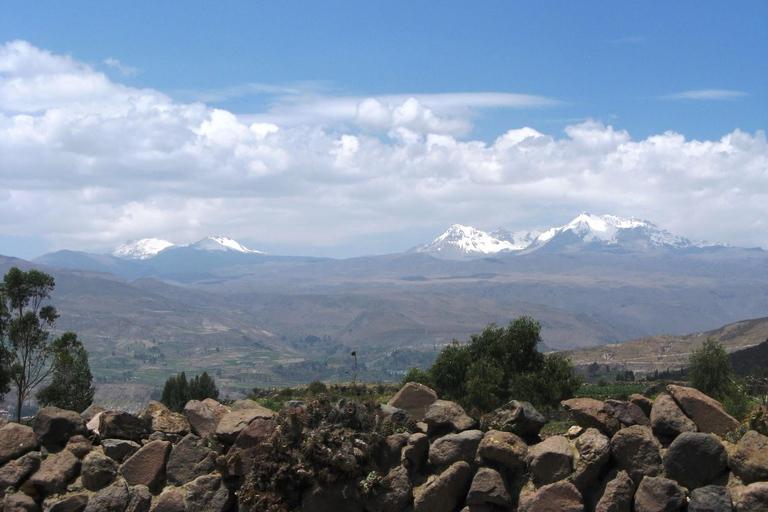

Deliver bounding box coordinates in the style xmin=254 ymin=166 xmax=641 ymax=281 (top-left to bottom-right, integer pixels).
xmin=402 ymin=366 xmax=432 ymax=387
xmin=307 ymin=380 xmax=328 ymax=395
xmin=424 ymin=317 xmax=581 ymax=412
xmin=689 ymin=339 xmax=732 ymax=400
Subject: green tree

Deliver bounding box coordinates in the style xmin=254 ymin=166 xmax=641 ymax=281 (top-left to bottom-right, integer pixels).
xmin=689 ymin=338 xmax=732 ymax=400
xmin=0 ymin=267 xmax=67 ymax=421
xmin=425 ymin=317 xmax=581 ymax=412
xmin=36 ymin=332 xmax=94 ymax=412
xmin=189 ymin=371 xmax=219 ymax=401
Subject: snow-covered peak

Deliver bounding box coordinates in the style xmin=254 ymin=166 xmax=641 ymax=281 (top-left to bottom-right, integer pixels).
xmin=417 ymin=224 xmax=534 ymax=258
xmin=533 ymin=212 xmax=711 ymax=249
xmin=113 ymin=238 xmax=175 ymax=260
xmin=189 ymin=236 xmax=264 ymax=254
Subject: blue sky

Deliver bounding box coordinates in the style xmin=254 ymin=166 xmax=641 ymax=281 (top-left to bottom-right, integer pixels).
xmin=1 ymin=2 xmax=766 ymax=258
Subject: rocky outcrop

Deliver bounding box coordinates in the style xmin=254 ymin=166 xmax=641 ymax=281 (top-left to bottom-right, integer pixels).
xmin=0 ymin=384 xmax=765 ymax=512
xmin=387 ymin=382 xmax=438 ymax=421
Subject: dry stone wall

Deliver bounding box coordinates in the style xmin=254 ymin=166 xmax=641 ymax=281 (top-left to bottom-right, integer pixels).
xmin=0 ymin=384 xmax=766 ymax=511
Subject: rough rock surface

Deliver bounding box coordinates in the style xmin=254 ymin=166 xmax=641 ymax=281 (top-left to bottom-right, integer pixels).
xmin=184 ymin=474 xmax=232 ymax=512
xmin=101 ymin=439 xmax=140 ymax=463
xmin=413 ymin=461 xmax=473 ymax=512
xmin=99 ymin=411 xmax=150 ymax=442
xmin=0 ymin=450 xmax=41 ymax=488
xmin=225 ymin=417 xmax=277 ymax=476
xmin=562 ymin=398 xmax=620 ymax=436
xmin=65 ymin=435 xmax=93 ymax=459
xmin=466 ymin=467 xmax=511 ymax=506
xmin=302 ymin=480 xmax=363 ymax=512
xmin=81 ymin=451 xmax=119 ymax=491
xmin=519 ymin=481 xmax=584 ymax=512
xmin=33 ymin=407 xmax=88 ymax=446
xmin=663 ymin=431 xmax=728 ymax=489
xmin=729 ymin=430 xmax=768 ymax=484
xmin=29 ymin=449 xmax=80 ymax=495
xmin=633 ymin=476 xmax=686 ymax=512
xmin=688 ymin=485 xmax=733 ymax=512
xmin=667 ymin=385 xmax=740 ymax=437
xmin=629 ymin=394 xmax=654 ymax=417
xmin=650 ymin=394 xmax=697 ymax=442
xmin=482 ymin=400 xmax=547 ymax=437
xmin=570 ymin=428 xmax=611 ymax=490
xmin=527 ymin=435 xmax=574 ymax=486
xmin=605 ymin=400 xmax=651 ymax=427
xmin=477 ymin=429 xmax=528 ymax=471
xmin=424 ymin=400 xmax=477 ymax=434
xmin=214 ymin=406 xmax=275 ymax=444
xmin=734 ymin=481 xmax=768 ymax=512
xmin=184 ymin=400 xmax=221 ymax=438
xmin=595 ymin=470 xmax=633 ymax=512
xmin=152 ymin=488 xmax=186 ymax=512
xmin=0 ymin=422 xmax=38 ymax=464
xmin=120 ymin=439 xmax=171 ymax=490
xmin=46 ymin=494 xmax=89 ymax=512
xmin=610 ymin=425 xmax=662 ymax=486
xmin=428 ymin=429 xmax=483 ymax=468
xmin=364 ymin=465 xmax=412 ymax=512
xmin=402 ymin=432 xmax=429 ymax=470
xmin=4 ymin=492 xmax=38 ymax=512
xmin=166 ymin=433 xmax=217 ymax=485
xmin=80 ymin=404 xmax=106 ymax=423
xmin=138 ymin=401 xmax=190 ymax=436
xmin=387 ymin=382 xmax=438 ymax=421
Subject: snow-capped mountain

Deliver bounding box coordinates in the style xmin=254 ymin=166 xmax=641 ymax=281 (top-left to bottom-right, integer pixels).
xmin=415 ymin=224 xmax=538 ymax=259
xmin=528 ymin=212 xmax=714 ymax=253
xmin=188 ymin=236 xmax=263 ymax=254
xmin=112 ymin=238 xmax=175 ymax=260
xmin=417 ymin=213 xmax=717 ymax=259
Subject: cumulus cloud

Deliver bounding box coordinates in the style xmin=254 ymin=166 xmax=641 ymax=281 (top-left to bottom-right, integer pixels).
xmin=1 ymin=40 xmax=767 ymax=255
xmin=103 ymin=57 xmax=140 ymax=77
xmin=661 ymin=89 xmax=749 ymax=101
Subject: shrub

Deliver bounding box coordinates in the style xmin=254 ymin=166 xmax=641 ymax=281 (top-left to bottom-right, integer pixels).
xmin=689 ymin=338 xmax=732 ymax=400
xmin=306 ymin=380 xmax=328 ymax=395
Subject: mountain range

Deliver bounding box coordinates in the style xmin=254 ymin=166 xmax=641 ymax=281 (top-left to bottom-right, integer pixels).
xmin=3 ymin=212 xmax=766 ymax=398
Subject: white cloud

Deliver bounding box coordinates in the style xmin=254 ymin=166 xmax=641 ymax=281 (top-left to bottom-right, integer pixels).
xmin=1 ymin=41 xmax=767 ymax=255
xmin=661 ymin=89 xmax=749 ymax=101
xmin=103 ymin=57 xmax=140 ymax=77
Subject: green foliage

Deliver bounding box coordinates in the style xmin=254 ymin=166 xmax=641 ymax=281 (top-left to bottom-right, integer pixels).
xmin=402 ymin=366 xmax=432 ymax=387
xmin=425 ymin=317 xmax=581 ymax=412
xmin=161 ymin=370 xmax=219 ymax=412
xmin=1 ymin=267 xmax=76 ymax=421
xmin=36 ymin=332 xmax=94 ymax=413
xmin=306 ymin=380 xmax=328 ymax=395
xmin=689 ymin=338 xmax=732 ymax=400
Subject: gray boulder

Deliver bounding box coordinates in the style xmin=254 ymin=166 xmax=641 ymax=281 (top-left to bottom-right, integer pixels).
xmin=629 ymin=394 xmax=654 ymax=417
xmin=183 ymin=474 xmax=232 ymax=512
xmin=101 ymin=438 xmax=140 ymax=463
xmin=167 ymin=433 xmax=217 ymax=486
xmin=29 ymin=449 xmax=80 ymax=495
xmin=650 ymin=394 xmax=696 ymax=443
xmin=519 ymin=481 xmax=584 ymax=512
xmin=477 ymin=429 xmax=528 ymax=472
xmin=610 ymin=425 xmax=662 ymax=486
xmin=375 ymin=433 xmax=409 ymax=473
xmin=561 ymin=398 xmax=620 ymax=436
xmin=364 ymin=465 xmax=412 ymax=512
xmin=466 ymin=467 xmax=511 ymax=507
xmin=424 ymin=400 xmax=477 ymax=435
xmin=81 ymin=451 xmax=119 ymax=491
xmin=151 ymin=488 xmax=186 ymax=512
xmin=0 ymin=450 xmax=41 ymax=488
xmin=667 ymin=385 xmax=740 ymax=437
xmin=569 ymin=428 xmax=611 ymax=491
xmin=214 ymin=406 xmax=275 ymax=444
xmin=729 ymin=429 xmax=768 ymax=484
xmin=428 ymin=429 xmax=483 ymax=468
xmin=387 ymin=382 xmax=438 ymax=421
xmin=734 ymin=481 xmax=768 ymax=512
xmin=120 ymin=439 xmax=171 ymax=491
xmin=0 ymin=422 xmax=38 ymax=465
xmin=595 ymin=470 xmax=633 ymax=512
xmin=633 ymin=476 xmax=686 ymax=512
xmin=3 ymin=491 xmax=38 ymax=512
xmin=413 ymin=461 xmax=473 ymax=512
xmin=80 ymin=404 xmax=106 ymax=423
xmin=689 ymin=485 xmax=733 ymax=512
xmin=99 ymin=411 xmax=150 ymax=442
xmin=33 ymin=407 xmax=88 ymax=446
xmin=226 ymin=417 xmax=277 ymax=476
xmin=663 ymin=431 xmax=728 ymax=489
xmin=483 ymin=400 xmax=546 ymax=437
xmin=402 ymin=432 xmax=429 ymax=471
xmin=46 ymin=494 xmax=89 ymax=512
xmin=83 ymin=479 xmax=130 ymax=512
xmin=127 ymin=484 xmax=152 ymax=512
xmin=605 ymin=400 xmax=650 ymax=427
xmin=65 ymin=435 xmax=93 ymax=459
xmin=527 ymin=435 xmax=574 ymax=486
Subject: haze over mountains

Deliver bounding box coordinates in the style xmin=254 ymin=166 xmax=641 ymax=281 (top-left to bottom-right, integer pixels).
xmin=5 ymin=212 xmax=767 ymax=395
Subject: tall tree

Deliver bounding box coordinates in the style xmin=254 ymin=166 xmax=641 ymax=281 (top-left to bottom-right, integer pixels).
xmin=0 ymin=267 xmax=61 ymax=421
xmin=189 ymin=371 xmax=219 ymax=401
xmin=36 ymin=332 xmax=94 ymax=413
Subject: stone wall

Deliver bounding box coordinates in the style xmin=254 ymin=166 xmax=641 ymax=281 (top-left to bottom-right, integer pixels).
xmin=0 ymin=384 xmax=766 ymax=511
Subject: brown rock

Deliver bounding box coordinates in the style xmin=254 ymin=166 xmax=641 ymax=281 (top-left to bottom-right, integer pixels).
xmin=46 ymin=494 xmax=89 ymax=512
xmin=138 ymin=401 xmax=190 ymax=436
xmin=477 ymin=429 xmax=528 ymax=471
xmin=633 ymin=476 xmax=686 ymax=512
xmin=735 ymin=481 xmax=768 ymax=512
xmin=667 ymin=385 xmax=740 ymax=437
xmin=364 ymin=465 xmax=412 ymax=512
xmin=127 ymin=484 xmax=152 ymax=512
xmin=29 ymin=449 xmax=81 ymax=495
xmin=120 ymin=440 xmax=171 ymax=491
xmin=225 ymin=418 xmax=276 ymax=476
xmin=0 ymin=422 xmax=38 ymax=465
xmin=81 ymin=451 xmax=119 ymax=491
xmin=387 ymin=382 xmax=438 ymax=422
xmin=375 ymin=433 xmax=409 ymax=473
xmin=413 ymin=461 xmax=473 ymax=512
xmin=569 ymin=428 xmax=611 ymax=491
xmin=80 ymin=404 xmax=106 ymax=423
xmin=3 ymin=491 xmax=38 ymax=512
xmin=303 ymin=480 xmax=363 ymax=512
xmin=629 ymin=394 xmax=654 ymax=417
xmin=663 ymin=431 xmax=728 ymax=489
xmin=65 ymin=435 xmax=93 ymax=459
xmin=730 ymin=430 xmax=768 ymax=484
xmin=482 ymin=400 xmax=547 ymax=437
xmin=402 ymin=432 xmax=429 ymax=471
xmin=214 ymin=406 xmax=275 ymax=444
xmin=466 ymin=467 xmax=511 ymax=507
xmin=184 ymin=474 xmax=232 ymax=512
xmin=184 ymin=400 xmax=220 ymax=438
xmin=101 ymin=438 xmax=141 ymax=463
xmin=167 ymin=434 xmax=217 ymax=486
xmin=650 ymin=394 xmax=696 ymax=442
xmin=33 ymin=407 xmax=88 ymax=446
xmin=527 ymin=435 xmax=574 ymax=486
xmin=428 ymin=429 xmax=483 ymax=468
xmin=0 ymin=450 xmax=41 ymax=488
xmin=595 ymin=470 xmax=633 ymax=512
xmin=99 ymin=411 xmax=150 ymax=442
xmin=610 ymin=425 xmax=662 ymax=487
xmin=424 ymin=400 xmax=477 ymax=435
xmin=561 ymin=398 xmax=620 ymax=436
xmin=151 ymin=488 xmax=186 ymax=512
xmin=689 ymin=485 xmax=733 ymax=512
xmin=83 ymin=479 xmax=130 ymax=512
xmin=605 ymin=400 xmax=651 ymax=427
xmin=519 ymin=481 xmax=584 ymax=512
